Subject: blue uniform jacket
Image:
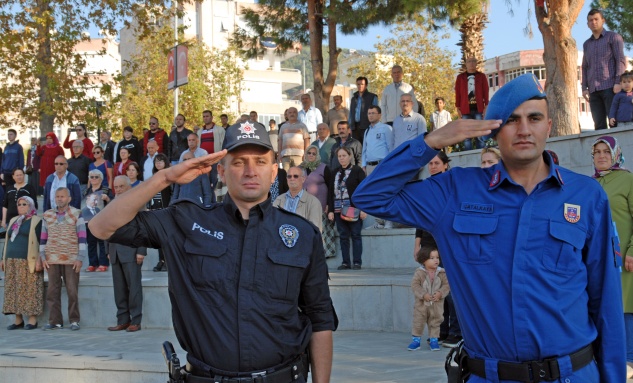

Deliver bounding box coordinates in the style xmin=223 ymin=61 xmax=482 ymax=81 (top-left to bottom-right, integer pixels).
xmin=352 ymin=135 xmax=625 ymax=382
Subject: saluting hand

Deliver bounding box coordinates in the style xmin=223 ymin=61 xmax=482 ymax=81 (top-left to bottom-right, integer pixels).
xmin=163 ymin=150 xmax=227 ymax=185
xmin=424 ymin=119 xmax=501 ymax=150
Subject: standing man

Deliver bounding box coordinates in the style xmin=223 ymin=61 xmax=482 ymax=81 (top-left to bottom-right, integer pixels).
xmin=353 ymin=74 xmax=625 ymax=382
xmin=107 ymin=176 xmax=146 ymax=333
xmin=63 ymin=124 xmax=94 ymax=160
xmin=67 ymin=140 xmax=91 ymax=196
xmin=269 ymin=119 xmax=279 ymax=159
xmin=278 ymin=107 xmax=311 ymax=170
xmin=40 ymin=187 xmax=87 ymax=331
xmin=143 ymin=116 xmax=167 ymax=155
xmin=392 ymin=94 xmax=427 ymax=151
xmin=98 ymin=131 xmax=116 ymax=164
xmin=114 ymin=126 xmax=143 ymax=163
xmin=298 ymin=94 xmax=323 ymax=141
xmin=311 ymin=123 xmax=337 ymax=165
xmin=141 ymin=140 xmax=159 ymax=182
xmin=324 ymin=95 xmax=348 ymax=137
xmin=380 ymin=65 xmax=418 ymax=126
xmin=329 ymin=121 xmax=362 ymax=170
xmin=199 ymin=110 xmax=226 ymax=188
xmin=168 ymin=114 xmax=193 ymax=165
xmin=43 ymin=156 xmax=81 ymax=211
xmin=582 ymin=8 xmax=626 ymax=130
xmin=273 ymin=166 xmax=323 ymax=230
xmin=455 ymin=57 xmax=489 ymax=150
xmin=349 ymin=76 xmax=378 ymax=145
xmin=248 ymin=111 xmax=266 ymax=129
xmin=179 ymin=134 xmax=208 ymax=162
xmin=89 ymin=124 xmax=336 ymax=383
xmin=0 ymin=129 xmax=24 ymax=189
xmin=220 ymin=114 xmax=230 ymax=129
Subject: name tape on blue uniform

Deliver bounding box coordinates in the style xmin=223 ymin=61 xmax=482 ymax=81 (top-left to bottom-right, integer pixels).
xmin=279 ymin=224 xmax=299 ymax=248
xmin=461 ymin=203 xmax=494 ymax=214
xmin=564 ymin=203 xmax=581 ymax=224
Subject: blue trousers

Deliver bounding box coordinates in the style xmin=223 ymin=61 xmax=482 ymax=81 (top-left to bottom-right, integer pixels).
xmin=335 ymin=214 xmax=363 ymax=266
xmin=461 ymin=113 xmax=486 ymax=150
xmin=87 ymin=226 xmax=108 ymax=267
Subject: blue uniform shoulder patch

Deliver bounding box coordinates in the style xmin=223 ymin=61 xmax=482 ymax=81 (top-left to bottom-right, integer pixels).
xmin=279 ymin=224 xmax=299 ymax=248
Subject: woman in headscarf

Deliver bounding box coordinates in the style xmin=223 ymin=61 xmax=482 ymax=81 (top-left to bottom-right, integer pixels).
xmin=1 ymin=196 xmax=43 ymax=330
xmin=591 ymin=135 xmax=633 ymax=376
xmin=301 ymin=144 xmax=336 ymax=258
xmin=36 ymin=132 xmax=65 ymax=188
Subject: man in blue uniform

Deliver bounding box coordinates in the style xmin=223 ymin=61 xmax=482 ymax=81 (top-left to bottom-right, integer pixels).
xmin=353 ymin=74 xmax=625 ymax=382
xmin=89 ymin=122 xmax=336 ymax=383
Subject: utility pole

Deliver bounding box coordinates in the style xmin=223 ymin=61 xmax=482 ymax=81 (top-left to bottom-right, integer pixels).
xmin=173 ymin=3 xmax=179 ymax=121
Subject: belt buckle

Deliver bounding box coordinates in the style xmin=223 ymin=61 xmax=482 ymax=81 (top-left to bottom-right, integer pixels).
xmin=529 ymin=360 xmax=547 ymax=383
xmin=251 ymin=371 xmax=266 ymax=383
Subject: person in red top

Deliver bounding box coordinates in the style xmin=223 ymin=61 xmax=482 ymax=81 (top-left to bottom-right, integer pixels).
xmin=63 ymin=124 xmax=94 ymax=159
xmin=198 ymin=110 xmax=226 ymax=188
xmin=143 ymin=116 xmax=167 ymax=155
xmin=113 ymin=147 xmax=133 ymax=179
xmin=36 ymin=132 xmax=65 ymax=187
xmin=454 ymin=57 xmax=489 ymax=150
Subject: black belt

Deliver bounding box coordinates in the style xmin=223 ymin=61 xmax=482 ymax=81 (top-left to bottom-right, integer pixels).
xmin=467 ymin=344 xmax=593 ymax=383
xmin=185 ymin=355 xmax=308 ymax=383
xmin=366 ymin=160 xmax=381 ymax=166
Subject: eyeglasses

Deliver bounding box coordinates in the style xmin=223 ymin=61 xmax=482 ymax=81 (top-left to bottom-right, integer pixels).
xmin=93 ymin=151 xmax=102 ymax=154
xmin=287 ymin=174 xmax=301 ymax=179
xmin=54 ymin=163 xmax=67 ymax=166
xmin=89 ymin=176 xmax=101 ymax=179
xmin=17 ymin=203 xmax=28 ymax=206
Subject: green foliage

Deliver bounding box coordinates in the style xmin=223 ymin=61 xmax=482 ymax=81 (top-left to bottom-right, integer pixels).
xmin=113 ymin=21 xmax=242 ymax=139
xmin=346 ymin=16 xmax=457 ymax=123
xmin=593 ymin=0 xmax=633 ymax=49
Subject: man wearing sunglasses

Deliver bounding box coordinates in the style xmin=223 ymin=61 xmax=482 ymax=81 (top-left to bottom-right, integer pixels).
xmin=273 ymin=166 xmax=322 ymax=230
xmin=43 ymin=156 xmax=81 ymax=211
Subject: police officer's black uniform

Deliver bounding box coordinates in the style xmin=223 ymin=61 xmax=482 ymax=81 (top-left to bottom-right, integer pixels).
xmin=108 ymin=121 xmax=337 ymax=382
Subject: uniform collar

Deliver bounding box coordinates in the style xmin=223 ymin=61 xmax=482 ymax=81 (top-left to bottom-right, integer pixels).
xmin=488 ymin=151 xmax=564 ymax=191
xmin=223 ymin=193 xmax=273 ymax=222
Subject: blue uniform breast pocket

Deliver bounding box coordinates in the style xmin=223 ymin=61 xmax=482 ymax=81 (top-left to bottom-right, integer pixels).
xmin=184 ymin=240 xmax=233 ymax=308
xmin=265 ymin=249 xmax=310 ymax=303
xmin=452 ymin=214 xmax=498 ymax=264
xmin=542 ymin=221 xmax=586 ymax=275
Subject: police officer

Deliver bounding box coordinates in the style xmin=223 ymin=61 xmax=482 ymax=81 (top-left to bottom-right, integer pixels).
xmin=353 ymin=74 xmax=625 ymax=382
xmin=89 ymin=122 xmax=336 ymax=383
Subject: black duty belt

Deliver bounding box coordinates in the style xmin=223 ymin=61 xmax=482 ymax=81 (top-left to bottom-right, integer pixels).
xmin=467 ymin=344 xmax=593 ymax=383
xmin=185 ymin=355 xmax=308 ymax=383
xmin=366 ymin=160 xmax=381 ymax=166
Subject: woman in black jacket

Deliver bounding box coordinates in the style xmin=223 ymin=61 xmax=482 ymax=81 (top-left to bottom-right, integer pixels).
xmin=327 ymin=146 xmax=366 ymax=270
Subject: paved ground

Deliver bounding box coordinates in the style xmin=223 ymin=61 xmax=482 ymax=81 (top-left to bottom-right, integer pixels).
xmin=1 ymin=328 xmax=447 ymax=383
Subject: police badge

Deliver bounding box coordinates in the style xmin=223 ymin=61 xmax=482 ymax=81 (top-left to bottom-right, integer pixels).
xmin=279 ymin=224 xmax=299 ymax=248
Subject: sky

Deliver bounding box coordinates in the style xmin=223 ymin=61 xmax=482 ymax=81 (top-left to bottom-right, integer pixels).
xmin=336 ymin=0 xmax=633 ymax=62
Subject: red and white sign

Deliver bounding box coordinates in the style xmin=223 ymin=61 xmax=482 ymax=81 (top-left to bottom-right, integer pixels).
xmin=167 ymin=44 xmax=189 ymax=90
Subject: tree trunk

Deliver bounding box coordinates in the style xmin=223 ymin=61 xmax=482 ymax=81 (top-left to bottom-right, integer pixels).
xmin=307 ymin=0 xmax=325 ymax=112
xmin=459 ymin=12 xmax=488 ymax=71
xmin=36 ymin=0 xmax=55 ymax=136
xmin=535 ymin=0 xmax=583 ymax=136
xmin=321 ymin=10 xmax=340 ymax=116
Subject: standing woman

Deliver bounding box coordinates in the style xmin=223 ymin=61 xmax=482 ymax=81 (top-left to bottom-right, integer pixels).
xmin=327 ymin=147 xmax=366 ymax=270
xmin=83 ymin=169 xmax=113 ymax=272
xmin=301 ymin=145 xmax=335 ymax=258
xmin=148 ymin=154 xmax=171 ymax=272
xmin=90 ymin=146 xmax=113 ymax=190
xmin=126 ymin=162 xmax=142 ymax=187
xmin=36 ymin=132 xmax=65 ymax=188
xmin=113 ymin=147 xmax=132 ymax=178
xmin=591 ymin=135 xmax=633 ymax=376
xmin=2 ymin=168 xmax=38 ymax=229
xmin=1 ymin=196 xmax=43 ymax=330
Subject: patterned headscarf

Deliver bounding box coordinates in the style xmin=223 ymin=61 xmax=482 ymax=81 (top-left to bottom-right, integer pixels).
xmin=10 ymin=196 xmax=37 ymax=242
xmin=299 ymin=145 xmax=322 ymax=172
xmin=592 ymin=135 xmax=629 ymax=178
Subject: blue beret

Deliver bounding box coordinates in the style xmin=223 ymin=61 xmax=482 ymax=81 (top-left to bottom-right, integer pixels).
xmin=485 ymin=73 xmax=546 ymax=136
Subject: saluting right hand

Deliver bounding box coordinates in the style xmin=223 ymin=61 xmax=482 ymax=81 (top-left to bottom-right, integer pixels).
xmin=163 ymin=150 xmax=227 ymax=185
xmin=424 ymin=119 xmax=501 ymax=150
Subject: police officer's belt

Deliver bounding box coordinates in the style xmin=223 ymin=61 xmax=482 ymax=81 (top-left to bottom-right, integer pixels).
xmin=366 ymin=160 xmax=381 ymax=166
xmin=185 ymin=355 xmax=308 ymax=383
xmin=467 ymin=344 xmax=593 ymax=383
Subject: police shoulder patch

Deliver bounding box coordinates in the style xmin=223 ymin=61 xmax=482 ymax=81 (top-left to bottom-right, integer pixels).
xmin=563 ymin=203 xmax=581 ymax=223
xmin=279 ymin=224 xmax=299 ymax=248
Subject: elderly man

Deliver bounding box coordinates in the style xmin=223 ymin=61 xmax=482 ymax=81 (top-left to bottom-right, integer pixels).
xmin=353 ymin=73 xmax=625 ymax=382
xmin=311 ymin=123 xmax=336 ymax=165
xmin=273 ymin=166 xmax=322 ymax=230
xmin=107 ymin=176 xmax=146 ymax=333
xmin=40 ymin=187 xmax=87 ymax=331
xmin=179 ymin=133 xmax=208 ymax=162
xmin=90 ymin=122 xmax=336 ymax=383
xmin=99 ymin=130 xmax=116 ymax=163
xmin=324 ymin=95 xmax=348 ymax=136
xmin=278 ymin=107 xmax=311 ymax=171
xmin=67 ymin=139 xmax=91 ymax=195
xmin=298 ymin=94 xmax=323 ymax=141
xmin=43 ymin=155 xmax=81 ymax=211
xmin=380 ymin=65 xmax=419 ymax=126
xmin=141 ymin=140 xmax=159 ymax=181
xmin=392 ymin=94 xmax=427 ymax=151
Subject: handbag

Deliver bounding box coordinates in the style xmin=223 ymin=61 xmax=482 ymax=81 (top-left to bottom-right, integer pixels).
xmin=340 ymin=205 xmax=360 ymax=222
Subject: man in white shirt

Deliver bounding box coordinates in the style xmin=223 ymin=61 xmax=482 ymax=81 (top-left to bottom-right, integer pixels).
xmin=298 ymin=93 xmax=323 ymax=141
xmin=142 ymin=140 xmax=159 ymax=181
xmin=380 ymin=65 xmax=419 ymax=125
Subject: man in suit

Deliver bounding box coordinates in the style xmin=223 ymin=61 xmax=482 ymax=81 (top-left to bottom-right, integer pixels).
xmin=106 ymin=176 xmax=146 ymax=332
